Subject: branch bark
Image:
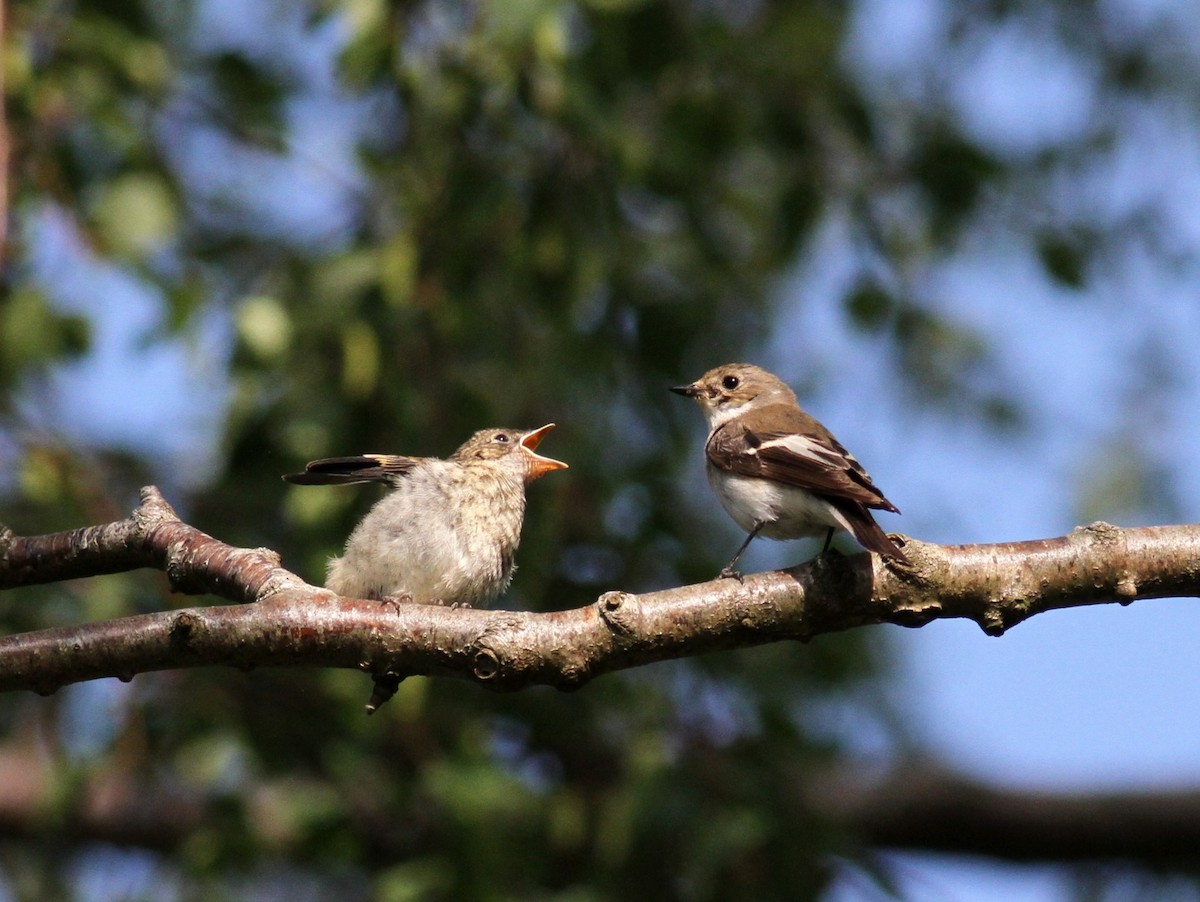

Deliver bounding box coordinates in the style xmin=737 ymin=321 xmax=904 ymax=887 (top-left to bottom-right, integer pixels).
xmin=1 ymin=486 xmax=1198 ymax=703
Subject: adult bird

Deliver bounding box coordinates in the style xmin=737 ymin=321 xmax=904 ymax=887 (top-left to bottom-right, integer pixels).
xmin=672 ymin=364 xmax=909 ymax=577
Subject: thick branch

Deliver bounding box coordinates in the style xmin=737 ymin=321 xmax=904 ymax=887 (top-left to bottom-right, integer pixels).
xmin=0 ymin=487 xmax=303 ymax=601
xmin=0 ymin=487 xmax=1198 ymax=698
xmin=0 ymin=744 xmax=1197 ymax=868
xmin=817 ymin=761 xmax=1200 ymax=866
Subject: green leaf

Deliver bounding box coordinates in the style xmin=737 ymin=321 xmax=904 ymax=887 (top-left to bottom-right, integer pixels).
xmin=91 ymin=171 xmax=180 ymax=258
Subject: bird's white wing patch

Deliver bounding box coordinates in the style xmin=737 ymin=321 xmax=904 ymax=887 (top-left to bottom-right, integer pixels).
xmin=757 ymin=434 xmax=844 ymax=467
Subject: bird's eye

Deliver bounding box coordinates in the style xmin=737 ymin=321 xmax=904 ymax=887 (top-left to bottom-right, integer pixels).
xmin=722 ymin=375 xmax=740 ymax=390
xmin=493 ymin=433 xmax=510 ymax=443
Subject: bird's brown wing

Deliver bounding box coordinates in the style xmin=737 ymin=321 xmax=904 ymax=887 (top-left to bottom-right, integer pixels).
xmin=706 ymin=416 xmax=910 ymax=563
xmin=705 ymin=414 xmax=900 ymax=513
xmin=282 ymin=454 xmax=418 ymax=486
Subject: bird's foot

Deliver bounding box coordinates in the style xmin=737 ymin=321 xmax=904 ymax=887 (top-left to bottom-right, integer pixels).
xmin=717 ymin=566 xmax=745 ymax=583
xmin=812 ymin=546 xmax=846 ymax=572
xmin=378 ymin=592 xmax=414 ymax=612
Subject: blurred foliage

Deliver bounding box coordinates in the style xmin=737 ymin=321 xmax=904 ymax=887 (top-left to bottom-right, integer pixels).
xmin=0 ymin=0 xmax=1193 ymax=898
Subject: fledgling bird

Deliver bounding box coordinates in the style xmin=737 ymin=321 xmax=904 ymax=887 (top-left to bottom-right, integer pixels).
xmin=672 ymin=364 xmax=910 ymax=577
xmin=283 ymin=425 xmax=567 ymax=606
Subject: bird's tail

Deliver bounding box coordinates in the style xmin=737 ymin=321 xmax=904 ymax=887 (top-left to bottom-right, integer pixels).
xmin=832 ymin=500 xmax=911 ymax=564
xmin=282 ymin=455 xmax=413 ymax=486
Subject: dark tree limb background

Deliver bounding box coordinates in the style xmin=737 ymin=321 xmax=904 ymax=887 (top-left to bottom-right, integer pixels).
xmin=0 ymin=741 xmax=1197 ymax=869
xmin=1 ymin=486 xmax=1197 ymax=700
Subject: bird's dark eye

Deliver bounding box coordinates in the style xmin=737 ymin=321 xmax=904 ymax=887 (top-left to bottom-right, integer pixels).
xmin=722 ymin=375 xmax=740 ymax=390
xmin=493 ymin=433 xmax=509 ymax=443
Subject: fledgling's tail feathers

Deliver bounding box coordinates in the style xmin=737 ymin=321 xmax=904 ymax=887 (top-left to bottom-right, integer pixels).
xmin=282 ymin=455 xmax=414 ymax=486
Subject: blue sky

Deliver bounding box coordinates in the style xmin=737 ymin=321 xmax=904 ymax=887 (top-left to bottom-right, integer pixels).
xmin=831 ymin=0 xmax=1200 ymax=792
xmin=834 ymin=0 xmax=1200 ymax=896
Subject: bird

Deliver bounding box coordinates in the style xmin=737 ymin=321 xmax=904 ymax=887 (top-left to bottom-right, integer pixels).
xmin=282 ymin=424 xmax=568 ymax=606
xmin=671 ymin=364 xmax=909 ymax=577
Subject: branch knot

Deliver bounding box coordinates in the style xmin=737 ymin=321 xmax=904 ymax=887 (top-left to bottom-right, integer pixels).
xmin=171 ymin=611 xmax=200 ymax=647
xmin=473 ymin=648 xmax=500 ymax=681
xmin=978 ymin=606 xmax=1007 ymax=637
xmin=597 ymin=591 xmax=641 ymax=636
xmin=1115 ymin=573 xmax=1138 ymax=605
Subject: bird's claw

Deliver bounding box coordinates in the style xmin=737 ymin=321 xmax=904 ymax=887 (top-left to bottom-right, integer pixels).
xmin=378 ymin=593 xmax=414 ymax=612
xmin=717 ymin=567 xmax=745 ymax=583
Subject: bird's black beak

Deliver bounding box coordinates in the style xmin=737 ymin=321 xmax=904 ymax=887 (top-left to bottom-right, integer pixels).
xmin=671 ymin=382 xmax=700 ymax=398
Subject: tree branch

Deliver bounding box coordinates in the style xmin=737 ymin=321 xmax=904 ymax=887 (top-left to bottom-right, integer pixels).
xmin=816 ymin=761 xmax=1200 ymax=866
xmin=0 ymin=742 xmax=1197 ymax=868
xmin=1 ymin=486 xmax=1198 ymax=702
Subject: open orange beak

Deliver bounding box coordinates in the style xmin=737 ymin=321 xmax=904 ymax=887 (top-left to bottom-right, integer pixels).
xmin=519 ymin=423 xmax=568 ymax=482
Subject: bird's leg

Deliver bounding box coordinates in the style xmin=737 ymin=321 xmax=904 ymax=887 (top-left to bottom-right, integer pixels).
xmin=821 ymin=527 xmax=834 ymax=553
xmin=718 ymin=521 xmax=766 ymax=582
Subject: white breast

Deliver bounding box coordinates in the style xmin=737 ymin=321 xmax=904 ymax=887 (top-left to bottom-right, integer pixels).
xmin=706 ymin=466 xmax=854 ymax=540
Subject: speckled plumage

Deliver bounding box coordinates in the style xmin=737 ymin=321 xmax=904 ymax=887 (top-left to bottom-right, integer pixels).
xmin=284 ymin=426 xmax=566 ymax=606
